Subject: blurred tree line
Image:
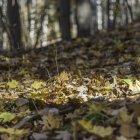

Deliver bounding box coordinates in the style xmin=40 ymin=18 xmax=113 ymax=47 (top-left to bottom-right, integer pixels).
xmin=0 ymin=0 xmax=140 ymax=53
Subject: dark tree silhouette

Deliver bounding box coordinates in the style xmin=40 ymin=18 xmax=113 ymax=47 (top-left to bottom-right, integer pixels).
xmin=59 ymin=0 xmax=71 ymax=41
xmin=7 ymin=0 xmax=22 ymax=51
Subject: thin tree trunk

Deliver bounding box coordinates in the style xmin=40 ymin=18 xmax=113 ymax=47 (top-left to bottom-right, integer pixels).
xmin=107 ymin=0 xmax=111 ymax=29
xmin=0 ymin=5 xmax=3 ymax=50
xmin=75 ymin=0 xmax=92 ymax=37
xmin=0 ymin=5 xmax=14 ymax=50
xmin=124 ymin=0 xmax=133 ymax=22
xmin=7 ymin=0 xmax=22 ymax=51
xmin=113 ymin=0 xmax=120 ymax=28
xmin=59 ymin=0 xmax=71 ymax=41
xmin=91 ymin=0 xmax=98 ymax=34
xmin=123 ymin=0 xmax=129 ymax=25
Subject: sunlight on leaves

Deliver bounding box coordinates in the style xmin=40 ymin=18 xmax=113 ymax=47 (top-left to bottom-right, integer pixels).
xmin=0 ymin=112 xmax=16 ymax=123
xmin=57 ymin=71 xmax=69 ymax=84
xmin=78 ymin=120 xmax=93 ymax=131
xmin=0 ymin=127 xmax=28 ymax=136
xmin=122 ymin=79 xmax=140 ymax=93
xmin=77 ymin=85 xmax=88 ymax=101
xmin=122 ymin=78 xmax=133 ymax=85
xmin=92 ymin=125 xmax=113 ymax=138
xmin=78 ymin=120 xmax=113 ymax=137
xmin=31 ymin=81 xmax=46 ymax=90
xmin=7 ymin=80 xmax=19 ymax=89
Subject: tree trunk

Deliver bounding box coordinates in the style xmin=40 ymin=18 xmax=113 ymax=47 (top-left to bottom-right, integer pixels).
xmin=75 ymin=0 xmax=92 ymax=37
xmin=7 ymin=0 xmax=22 ymax=51
xmin=59 ymin=0 xmax=71 ymax=41
xmin=113 ymin=0 xmax=120 ymax=28
xmin=124 ymin=0 xmax=133 ymax=22
xmin=0 ymin=6 xmax=3 ymax=50
xmin=107 ymin=0 xmax=110 ymax=29
xmin=91 ymin=0 xmax=98 ymax=35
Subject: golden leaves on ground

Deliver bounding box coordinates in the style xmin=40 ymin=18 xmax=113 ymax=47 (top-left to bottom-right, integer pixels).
xmin=0 ymin=22 xmax=140 ymax=139
xmin=0 ymin=128 xmax=28 ymax=136
xmin=56 ymin=71 xmax=70 ymax=84
xmin=78 ymin=120 xmax=113 ymax=137
xmin=42 ymin=110 xmax=63 ymax=130
xmin=7 ymin=80 xmax=19 ymax=89
xmin=31 ymin=81 xmax=46 ymax=90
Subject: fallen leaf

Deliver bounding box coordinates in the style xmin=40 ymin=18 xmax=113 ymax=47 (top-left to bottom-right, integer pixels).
xmin=119 ymin=107 xmax=133 ymax=123
xmin=7 ymin=80 xmax=19 ymax=89
xmin=0 ymin=127 xmax=28 ymax=136
xmin=15 ymin=98 xmax=29 ymax=107
xmin=122 ymin=79 xmax=140 ymax=93
xmin=57 ymin=71 xmax=69 ymax=83
xmin=0 ymin=112 xmax=16 ymax=123
xmin=78 ymin=120 xmax=113 ymax=137
xmin=77 ymin=85 xmax=88 ymax=101
xmin=42 ymin=113 xmax=63 ymax=130
xmin=92 ymin=125 xmax=113 ymax=138
xmin=55 ymin=130 xmax=71 ymax=140
xmin=120 ymin=123 xmax=137 ymax=138
xmin=32 ymin=133 xmax=48 ymax=140
xmin=31 ymin=81 xmax=46 ymax=90
xmin=77 ymin=85 xmax=88 ymax=93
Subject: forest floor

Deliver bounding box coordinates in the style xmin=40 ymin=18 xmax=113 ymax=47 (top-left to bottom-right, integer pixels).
xmin=0 ymin=22 xmax=140 ymax=140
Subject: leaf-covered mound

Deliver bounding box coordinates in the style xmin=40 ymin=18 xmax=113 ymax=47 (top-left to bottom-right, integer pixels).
xmin=0 ymin=22 xmax=140 ymax=140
